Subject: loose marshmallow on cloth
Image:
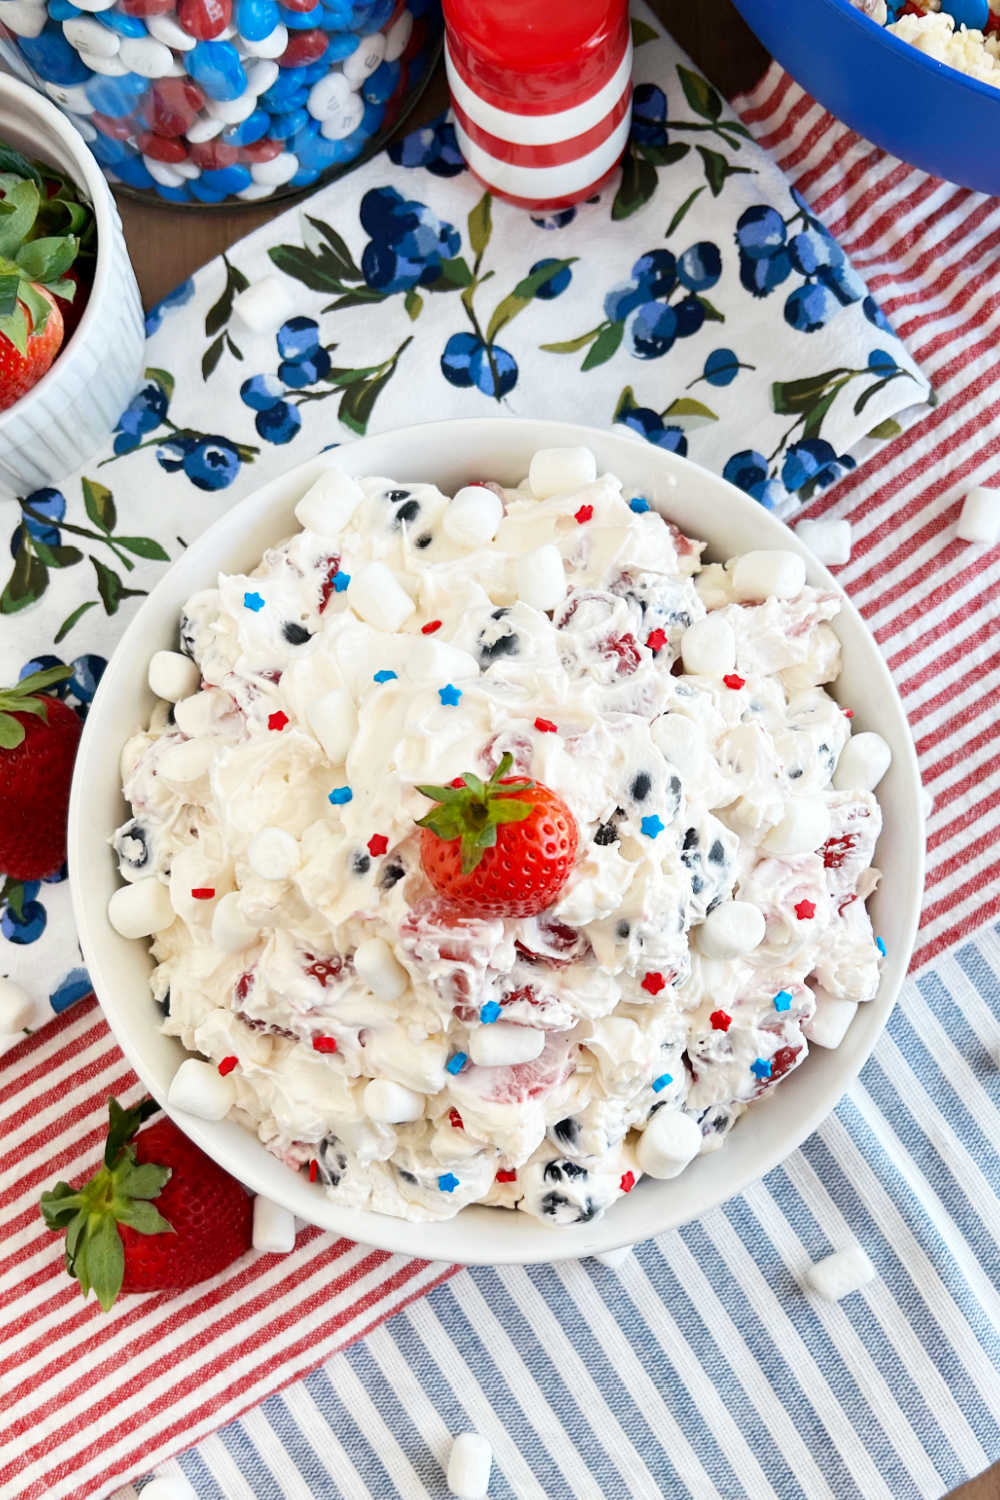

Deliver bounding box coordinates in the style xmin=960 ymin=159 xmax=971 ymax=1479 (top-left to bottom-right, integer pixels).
xmin=447 ymin=1432 xmax=493 ymax=1500
xmin=805 ymin=1244 xmax=876 ymax=1301
xmin=956 ymin=486 xmax=1000 ymax=545
xmin=252 ymin=1195 xmax=297 ymax=1253
xmin=167 ymin=1057 xmax=237 ymax=1120
xmin=796 ymin=519 xmax=852 ymax=566
xmin=0 ymin=979 xmax=34 ymax=1035
xmin=232 ymin=276 xmax=295 ymax=334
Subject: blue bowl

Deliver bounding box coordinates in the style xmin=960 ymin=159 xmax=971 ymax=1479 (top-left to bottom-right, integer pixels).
xmin=731 ymin=0 xmax=1000 ymax=194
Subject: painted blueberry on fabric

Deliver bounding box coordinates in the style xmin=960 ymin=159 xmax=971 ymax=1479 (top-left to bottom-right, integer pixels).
xmin=144 ymin=278 xmax=195 ymax=337
xmin=781 ymin=440 xmax=856 ymax=493
xmin=530 ymin=259 xmax=573 ymax=299
xmin=441 ymin=333 xmax=518 ymax=398
xmin=11 ymin=488 xmax=64 ymax=555
xmin=630 ymin=83 xmax=668 ymax=149
xmin=113 ymin=379 xmax=170 ymax=456
xmin=389 ymin=117 xmax=465 ymax=177
xmin=360 ymin=187 xmax=461 ymax=294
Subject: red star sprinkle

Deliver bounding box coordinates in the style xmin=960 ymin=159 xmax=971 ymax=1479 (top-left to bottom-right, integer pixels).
xmin=620 ymin=1171 xmax=636 ymax=1193
xmin=843 ymin=708 xmax=854 ymax=719
xmin=534 ymin=717 xmax=557 ymax=733
xmin=367 ymin=834 xmax=389 ymax=857
xmin=217 ymin=1055 xmax=238 ymax=1075
xmin=421 ymin=620 xmax=442 ymax=634
xmin=495 ymin=1169 xmax=517 ymax=1183
xmin=794 ymin=899 xmax=816 ymax=921
xmin=449 ymin=1107 xmax=464 ymax=1130
xmin=646 ymin=628 xmax=667 ymax=652
xmin=308 ymin=1159 xmax=318 ymax=1182
xmin=268 ymin=710 xmax=289 ymax=731
xmin=191 ymin=887 xmax=215 ymax=900
xmin=723 ymin=674 xmax=746 ymax=690
xmin=574 ymin=504 xmax=594 ymax=524
xmin=450 ymin=776 xmax=466 ymax=788
xmin=641 ymin=971 xmax=666 ymax=996
xmin=312 ymin=1035 xmax=338 ymax=1054
xmin=710 ymin=1009 xmax=732 ymax=1032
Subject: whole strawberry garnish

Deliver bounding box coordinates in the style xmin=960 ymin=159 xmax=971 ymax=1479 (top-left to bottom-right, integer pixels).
xmin=0 ymin=283 xmax=63 ymax=411
xmin=416 ymin=751 xmax=578 ymax=917
xmin=0 ymin=665 xmax=81 ymax=880
xmin=40 ymin=1097 xmax=253 ymax=1311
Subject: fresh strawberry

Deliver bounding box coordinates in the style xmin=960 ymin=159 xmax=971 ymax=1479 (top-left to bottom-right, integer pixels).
xmin=40 ymin=1097 xmax=253 ymax=1311
xmin=416 ymin=751 xmax=578 ymax=917
xmin=0 ymin=665 xmax=81 ymax=879
xmin=0 ymin=283 xmax=62 ymax=410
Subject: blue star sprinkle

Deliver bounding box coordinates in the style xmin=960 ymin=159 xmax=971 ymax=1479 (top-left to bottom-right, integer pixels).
xmin=641 ymin=814 xmax=665 ymax=839
xmin=373 ymin=669 xmax=398 ymax=684
xmin=328 ymin=786 xmax=353 ymax=805
xmin=629 ymin=496 xmax=650 ymax=514
xmin=438 ymin=683 xmax=462 ymax=706
xmin=480 ymin=1001 xmax=502 ymax=1024
xmin=243 ymin=591 xmax=264 ymax=612
xmin=750 ymin=1057 xmax=772 ymax=1080
xmin=445 ymin=1051 xmax=468 ymax=1075
xmin=652 ymin=1073 xmax=673 ymax=1093
xmin=876 ymin=936 xmax=886 ymax=957
xmin=333 ymin=571 xmax=351 ymax=592
xmin=772 ymin=990 xmax=793 ymax=1012
xmin=438 ymin=1172 xmax=460 ymax=1193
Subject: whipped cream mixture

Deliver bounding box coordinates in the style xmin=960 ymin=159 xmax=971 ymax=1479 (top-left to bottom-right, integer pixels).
xmin=115 ymin=456 xmax=885 ymax=1226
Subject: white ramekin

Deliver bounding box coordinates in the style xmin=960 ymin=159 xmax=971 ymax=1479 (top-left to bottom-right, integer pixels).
xmin=0 ymin=75 xmax=144 ymax=496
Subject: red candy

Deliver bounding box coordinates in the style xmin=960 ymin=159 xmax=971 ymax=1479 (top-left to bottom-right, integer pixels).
xmin=723 ymin=673 xmax=746 ymax=690
xmin=138 ymin=131 xmax=189 ymax=163
xmin=239 ymin=137 xmax=284 ymax=162
xmin=534 ymin=717 xmax=557 ymax=733
xmin=495 ymin=1169 xmax=517 ymax=1183
xmin=709 ymin=1009 xmax=731 ymax=1032
xmin=279 ymin=27 xmax=328 ymax=65
xmin=312 ymin=1035 xmax=338 ymax=1054
xmin=267 ymin=711 xmax=289 ymax=731
xmin=645 ymin=628 xmax=667 ymax=652
xmin=641 ymin=971 xmax=666 ymax=996
xmin=574 ymin=504 xmax=593 ymax=524
xmin=146 ymin=77 xmax=205 ymax=137
xmin=281 ymin=0 xmax=318 ymax=9
xmin=178 ymin=0 xmax=232 ymax=39
xmin=92 ymin=112 xmax=136 ymax=141
xmin=120 ymin=0 xmax=176 ymax=15
xmin=367 ymin=834 xmax=389 ymax=856
xmin=191 ymin=887 xmax=215 ymax=900
xmin=189 ymin=138 xmax=240 ymax=168
xmin=619 ymin=1171 xmax=635 ymax=1193
xmin=218 ymin=1056 xmax=238 ymax=1075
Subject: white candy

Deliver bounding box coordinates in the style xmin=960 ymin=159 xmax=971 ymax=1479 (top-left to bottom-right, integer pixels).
xmin=342 ymin=30 xmax=385 ymax=86
xmin=350 ymin=561 xmax=415 ymax=633
xmin=248 ymin=827 xmax=299 ymax=881
xmin=514 ymin=543 xmax=565 ymax=614
xmin=307 ymin=688 xmax=356 ymax=764
xmin=762 ymin=799 xmax=832 ymax=855
xmin=695 ymin=901 xmax=766 ymax=960
xmin=354 ymin=936 xmax=409 ymax=1002
xmin=680 ymin=614 xmax=736 ymax=676
xmin=108 ymin=879 xmax=174 ymax=940
xmin=384 ymin=9 xmax=412 ymax=60
xmin=147 ymin=12 xmax=197 ymax=48
xmin=206 ymin=89 xmax=257 ymax=123
xmin=250 ymin=151 xmax=299 ymax=186
xmin=173 ymin=160 xmax=201 ymax=181
xmin=239 ymin=21 xmax=286 ymax=56
xmin=442 ymin=485 xmax=504 ymax=548
xmin=306 ymin=70 xmax=351 ymax=120
xmin=232 ymin=276 xmax=295 ymax=335
xmin=167 ymin=1057 xmax=236 ymax=1122
xmin=363 ymin=1078 xmax=424 ymax=1124
xmin=795 ymin=519 xmax=852 ymax=567
xmin=118 ymin=35 xmax=175 ymax=76
xmin=294 ymin=468 xmax=365 ymax=536
xmin=141 ymin=151 xmax=182 ymax=183
xmin=528 ymin=446 xmax=597 ymax=499
xmin=63 ymin=15 xmax=119 ymax=54
xmin=0 ymin=978 xmax=34 ymax=1035
xmin=186 ymin=115 xmax=225 ymax=142
xmin=237 ymin=182 xmax=277 ymax=201
xmin=70 ymin=115 xmax=98 ymax=142
xmin=593 ymin=1243 xmax=633 ymax=1269
xmin=731 ymin=549 xmax=806 ymax=602
xmin=69 ymin=0 xmax=114 ymax=9
xmin=804 ymin=995 xmax=858 ymax=1049
xmin=211 ymin=891 xmax=260 ymax=953
xmin=3 ymin=0 xmax=48 ymax=37
xmin=158 ymin=738 xmax=215 ymax=784
xmin=319 ymin=93 xmax=365 ymax=141
xmin=446 ymin=1433 xmax=493 ymax=1500
xmin=80 ymin=49 xmax=129 ymax=74
xmin=44 ymin=81 xmax=95 ymax=111
xmin=805 ymin=1244 xmax=876 ymax=1301
xmin=636 ymin=1109 xmax=702 ymax=1179
xmin=252 ymin=1194 xmax=297 ymax=1253
xmin=956 ymin=485 xmax=1000 ymax=545
xmin=468 ymin=1022 xmax=545 ymax=1067
xmin=832 ymin=731 xmax=891 ymax=792
xmin=244 ymin=58 xmax=278 ymax=94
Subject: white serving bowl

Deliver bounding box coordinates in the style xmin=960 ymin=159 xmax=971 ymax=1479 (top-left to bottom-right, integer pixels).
xmin=69 ymin=418 xmax=924 ymax=1265
xmin=0 ymin=76 xmax=144 ymax=495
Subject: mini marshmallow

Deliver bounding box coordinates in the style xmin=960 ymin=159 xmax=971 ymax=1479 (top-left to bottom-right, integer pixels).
xmin=636 ymin=1109 xmax=702 ymax=1179
xmin=308 ymin=688 xmax=357 ymax=764
xmin=211 ymin=891 xmax=260 ymax=953
xmin=956 ymin=486 xmax=1000 ymax=545
xmin=167 ymin=1057 xmax=236 ymax=1122
xmin=795 ymin=519 xmax=852 ymax=567
xmin=528 ymin=446 xmax=597 ymax=499
xmin=762 ymin=799 xmax=831 ymax=855
xmin=804 ymin=995 xmax=858 ymax=1049
xmin=447 ymin=1432 xmax=493 ymax=1500
xmin=651 ymin=713 xmax=702 ymax=775
xmin=294 ymin=468 xmax=364 ymax=537
xmin=158 ymin=738 xmax=216 ymax=783
xmin=0 ymin=978 xmax=34 ymax=1035
xmin=139 ymin=1479 xmax=196 ymax=1500
xmin=232 ymin=276 xmax=296 ymax=335
xmin=341 ymin=30 xmax=385 ymax=86
xmin=252 ymin=1194 xmax=297 ymax=1253
xmin=514 ymin=543 xmax=565 ymax=614
xmin=250 ymin=151 xmax=299 ymax=187
xmin=354 ymin=937 xmax=409 ymax=1002
xmin=832 ymin=731 xmax=892 ymax=792
xmin=442 ymin=485 xmax=504 ymax=548
xmin=680 ymin=614 xmax=736 ymax=676
xmin=695 ymin=901 xmax=766 ymax=960
xmin=149 ymin=650 xmax=201 ymax=703
xmin=172 ymin=688 xmax=229 ymax=738
xmin=805 ymin=1244 xmax=876 ymax=1301
xmin=363 ymin=1078 xmax=424 ymax=1123
xmin=108 ymin=879 xmax=174 ymax=940
xmin=350 ymin=562 xmax=415 ymax=633
xmin=248 ymin=828 xmax=299 ymax=881
xmin=731 ymin=549 xmax=806 ymax=602
xmin=593 ymin=1243 xmax=633 ymax=1269
xmin=468 ymin=1022 xmax=545 ymax=1067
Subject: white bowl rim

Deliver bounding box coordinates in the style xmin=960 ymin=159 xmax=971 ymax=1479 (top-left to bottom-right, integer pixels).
xmin=68 ymin=417 xmax=925 ymax=1264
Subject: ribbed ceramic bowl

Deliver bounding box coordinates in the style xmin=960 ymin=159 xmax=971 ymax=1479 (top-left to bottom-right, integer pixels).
xmin=69 ymin=418 xmax=925 ymax=1264
xmin=0 ymin=76 xmax=144 ymax=495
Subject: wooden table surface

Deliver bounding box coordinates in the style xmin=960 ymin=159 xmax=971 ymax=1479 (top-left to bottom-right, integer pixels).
xmin=115 ymin=4 xmax=998 ymax=1494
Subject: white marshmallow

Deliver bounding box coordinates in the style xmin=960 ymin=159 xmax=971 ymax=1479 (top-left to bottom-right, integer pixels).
xmin=239 ymin=20 xmax=286 ymax=56
xmin=248 ymin=827 xmax=300 ymax=881
xmin=363 ymin=1078 xmax=424 ymax=1123
xmin=468 ymin=1023 xmax=545 ymax=1067
xmin=147 ymin=12 xmax=197 ymax=48
xmin=804 ymin=995 xmax=858 ymax=1049
xmin=636 ymin=1109 xmax=702 ymax=1179
xmin=211 ymin=892 xmax=260 ymax=953
xmin=232 ymin=276 xmax=296 ymax=335
xmin=250 ymin=151 xmax=299 ymax=186
xmin=148 ymin=652 xmax=201 ymax=704
xmin=167 ymin=1057 xmax=236 ymax=1121
xmin=186 ymin=115 xmax=225 ymax=142
xmin=363 ymin=1029 xmax=448 ymax=1094
xmin=158 ymin=738 xmax=216 ymax=783
xmin=306 ymin=70 xmax=350 ymax=119
xmin=63 ymin=15 xmax=119 ymax=54
xmin=80 ymin=49 xmax=129 ymax=73
xmin=528 ymin=446 xmax=597 ymax=499
xmin=762 ymin=799 xmax=831 ymax=855
xmin=139 ymin=1479 xmax=196 ymax=1500
xmin=447 ymin=1432 xmax=493 ymax=1500
xmin=342 ymin=30 xmax=385 ymax=86
xmin=442 ymin=485 xmax=504 ymax=548
xmin=731 ymin=549 xmax=806 ymax=602
xmin=244 ymin=57 xmax=279 ymax=94
xmin=318 ymin=92 xmax=365 ymax=140
xmin=144 ymin=156 xmax=185 ymax=188
xmin=294 ymin=468 xmax=364 ymax=537
xmin=593 ymin=1243 xmax=633 ymax=1269
xmin=680 ymin=614 xmax=736 ymax=676
xmin=956 ymin=486 xmax=1000 ymax=545
xmin=0 ymin=978 xmax=34 ymax=1035
xmin=805 ymin=1244 xmax=876 ymax=1301
xmin=118 ymin=35 xmax=175 ymax=76
xmin=172 ymin=688 xmax=229 ymax=737
xmin=514 ymin=543 xmax=566 ymax=614
xmin=384 ymin=9 xmax=412 ymax=60
xmin=108 ymin=879 xmax=174 ymax=940
xmin=651 ymin=713 xmax=702 ymax=776
xmin=354 ymin=937 xmax=409 ymax=1002
xmin=832 ymin=731 xmax=892 ymax=792
xmin=307 ymin=688 xmax=357 ymax=764
xmin=252 ymin=1194 xmax=297 ymax=1253
xmin=350 ymin=561 xmax=415 ymax=632
xmin=2 ymin=0 xmax=48 ymax=37
xmin=795 ymin=519 xmax=852 ymax=566
xmin=405 ymin=639 xmax=481 ymax=685
xmin=695 ymin=901 xmax=766 ymax=960
xmin=205 ymin=88 xmax=257 ymax=123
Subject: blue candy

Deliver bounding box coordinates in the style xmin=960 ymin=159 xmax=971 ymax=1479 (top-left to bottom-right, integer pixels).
xmin=289 ymin=165 xmax=321 ymax=187
xmin=940 ymin=0 xmax=989 ymax=25
xmin=153 ymin=182 xmax=192 ymax=203
xmin=198 ymin=163 xmax=253 ymax=193
xmin=304 ymin=56 xmax=337 ymax=78
xmin=279 ymin=4 xmax=323 ymax=27
xmin=321 ymin=0 xmax=353 ymax=22
xmin=86 ymin=72 xmax=148 ymax=117
xmin=48 ymin=1 xmax=80 ymax=19
xmin=363 ymin=59 xmax=399 ymax=106
xmin=269 ymin=107 xmax=309 ymax=139
xmin=185 ymin=40 xmax=247 ymax=102
xmin=188 ymin=180 xmax=230 ymax=204
xmin=222 ymin=107 xmax=270 ymax=144
xmin=19 ymin=24 xmax=92 ymax=85
xmin=113 ymin=155 xmax=156 ymax=190
xmin=355 ymin=0 xmax=393 ymax=32
xmin=235 ymin=0 xmax=280 ymax=41
xmin=360 ymin=98 xmax=384 ymax=134
xmin=98 ymin=10 xmax=148 ymax=36
xmin=89 ymin=134 xmax=129 ymax=167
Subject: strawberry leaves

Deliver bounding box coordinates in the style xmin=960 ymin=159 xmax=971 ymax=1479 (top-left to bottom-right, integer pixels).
xmin=0 ymin=664 xmax=71 ymax=749
xmin=416 ymin=751 xmax=535 ymax=874
xmin=0 ymin=158 xmax=88 ymax=358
